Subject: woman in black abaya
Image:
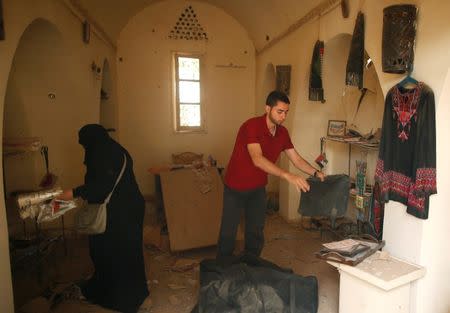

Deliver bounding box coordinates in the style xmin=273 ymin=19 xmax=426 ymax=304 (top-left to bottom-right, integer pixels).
xmin=58 ymin=124 xmax=149 ymax=313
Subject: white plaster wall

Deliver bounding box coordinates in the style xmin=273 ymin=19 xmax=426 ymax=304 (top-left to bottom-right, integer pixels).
xmin=420 ymin=67 xmax=450 ymax=313
xmin=256 ymin=0 xmax=450 ymax=312
xmin=117 ymin=0 xmax=255 ymax=196
xmin=0 ymin=0 xmax=117 ymax=310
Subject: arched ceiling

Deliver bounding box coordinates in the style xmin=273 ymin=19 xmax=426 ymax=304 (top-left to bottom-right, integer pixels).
xmin=75 ymin=0 xmax=323 ymax=50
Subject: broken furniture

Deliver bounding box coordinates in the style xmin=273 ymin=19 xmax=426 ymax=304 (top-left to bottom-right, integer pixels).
xmin=159 ymin=167 xmax=223 ymax=251
xmin=328 ymin=251 xmax=425 ymax=313
xmin=171 ymin=151 xmax=203 ymax=165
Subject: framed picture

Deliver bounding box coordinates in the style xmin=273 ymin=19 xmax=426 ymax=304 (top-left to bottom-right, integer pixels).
xmin=327 ymin=120 xmax=346 ymax=137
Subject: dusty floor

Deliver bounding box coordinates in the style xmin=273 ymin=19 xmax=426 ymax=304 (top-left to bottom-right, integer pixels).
xmin=14 ymin=214 xmax=339 ymax=313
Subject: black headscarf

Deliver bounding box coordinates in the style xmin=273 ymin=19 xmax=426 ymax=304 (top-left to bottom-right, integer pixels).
xmin=78 ymin=124 xmax=113 ymax=165
xmin=78 ymin=124 xmax=110 ymax=148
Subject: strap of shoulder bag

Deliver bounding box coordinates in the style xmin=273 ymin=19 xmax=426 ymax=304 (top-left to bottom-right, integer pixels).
xmin=104 ymin=154 xmax=127 ymax=204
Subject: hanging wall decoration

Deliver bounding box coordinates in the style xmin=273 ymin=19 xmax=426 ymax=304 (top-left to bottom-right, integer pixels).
xmin=345 ymin=12 xmax=365 ymax=89
xmin=382 ymin=5 xmax=417 ymax=74
xmin=309 ymin=40 xmax=325 ymax=102
xmin=0 ymin=0 xmax=5 ymax=40
xmin=168 ymin=5 xmax=208 ymax=41
xmin=276 ymin=65 xmax=291 ymax=95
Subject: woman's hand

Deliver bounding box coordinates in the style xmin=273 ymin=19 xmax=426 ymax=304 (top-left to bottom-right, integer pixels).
xmin=56 ymin=189 xmax=74 ymax=201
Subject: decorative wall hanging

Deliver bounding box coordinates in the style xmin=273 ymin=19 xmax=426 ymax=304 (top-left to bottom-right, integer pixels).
xmin=309 ymin=40 xmax=325 ymax=102
xmin=375 ymin=81 xmax=436 ymax=219
xmin=0 ymin=0 xmax=5 ymax=40
xmin=345 ymin=12 xmax=365 ymax=89
xmin=168 ymin=5 xmax=208 ymax=41
xmin=275 ymin=65 xmax=291 ymax=95
xmin=382 ymin=5 xmax=417 ymax=74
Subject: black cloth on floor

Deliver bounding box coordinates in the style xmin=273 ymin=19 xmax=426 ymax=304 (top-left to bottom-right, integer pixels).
xmin=191 ymin=254 xmax=318 ymax=313
xmin=73 ymin=124 xmax=148 ymax=313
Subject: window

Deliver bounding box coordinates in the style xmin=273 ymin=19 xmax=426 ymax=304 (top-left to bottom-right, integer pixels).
xmin=174 ymin=54 xmax=203 ymax=132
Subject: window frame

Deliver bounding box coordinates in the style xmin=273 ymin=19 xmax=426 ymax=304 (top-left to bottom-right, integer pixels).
xmin=173 ymin=53 xmax=205 ymax=133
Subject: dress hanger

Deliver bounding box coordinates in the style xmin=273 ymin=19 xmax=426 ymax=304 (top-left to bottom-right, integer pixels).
xmin=398 ymin=72 xmax=418 ymax=89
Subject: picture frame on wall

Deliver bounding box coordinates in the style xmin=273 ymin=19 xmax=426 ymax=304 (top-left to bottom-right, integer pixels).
xmin=327 ymin=120 xmax=347 ymax=137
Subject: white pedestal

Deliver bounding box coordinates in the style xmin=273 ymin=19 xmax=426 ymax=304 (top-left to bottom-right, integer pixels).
xmin=328 ymin=251 xmax=425 ymax=313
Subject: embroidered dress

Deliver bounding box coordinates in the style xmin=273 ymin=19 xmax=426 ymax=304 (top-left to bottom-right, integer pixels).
xmin=375 ymin=82 xmax=436 ymax=219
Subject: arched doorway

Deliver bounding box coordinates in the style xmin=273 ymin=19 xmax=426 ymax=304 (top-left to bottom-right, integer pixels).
xmin=2 ymin=18 xmax=68 ymax=306
xmin=3 ymin=17 xmax=66 ymax=205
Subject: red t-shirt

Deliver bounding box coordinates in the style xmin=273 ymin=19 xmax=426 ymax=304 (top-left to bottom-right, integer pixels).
xmin=225 ymin=114 xmax=294 ymax=191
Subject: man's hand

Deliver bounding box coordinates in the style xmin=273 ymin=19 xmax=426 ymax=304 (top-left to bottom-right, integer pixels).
xmin=282 ymin=173 xmax=310 ymax=192
xmin=55 ymin=189 xmax=73 ymax=201
xmin=316 ymin=171 xmax=326 ymax=182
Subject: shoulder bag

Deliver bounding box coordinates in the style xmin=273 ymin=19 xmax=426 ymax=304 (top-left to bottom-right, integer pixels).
xmin=75 ymin=154 xmax=127 ymax=234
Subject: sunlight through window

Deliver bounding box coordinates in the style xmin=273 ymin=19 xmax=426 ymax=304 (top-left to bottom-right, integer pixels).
xmin=175 ymin=55 xmax=202 ymax=130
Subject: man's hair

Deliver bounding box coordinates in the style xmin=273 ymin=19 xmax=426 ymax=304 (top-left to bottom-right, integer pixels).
xmin=265 ymin=90 xmax=290 ymax=107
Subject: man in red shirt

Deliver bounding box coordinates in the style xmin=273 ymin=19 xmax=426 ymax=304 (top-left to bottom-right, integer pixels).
xmin=217 ymin=90 xmax=325 ymax=258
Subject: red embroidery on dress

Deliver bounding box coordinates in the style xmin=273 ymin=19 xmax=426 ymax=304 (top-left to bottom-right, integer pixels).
xmin=374 ymin=159 xmax=433 ymax=212
xmin=415 ymin=168 xmax=437 ymax=193
xmin=392 ymin=83 xmax=422 ymax=142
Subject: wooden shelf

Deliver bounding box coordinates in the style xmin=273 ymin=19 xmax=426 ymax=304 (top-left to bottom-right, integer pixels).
xmin=2 ymin=137 xmax=42 ymax=156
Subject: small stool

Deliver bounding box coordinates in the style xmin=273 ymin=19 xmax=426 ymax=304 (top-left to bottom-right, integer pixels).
xmin=328 ymin=251 xmax=425 ymax=313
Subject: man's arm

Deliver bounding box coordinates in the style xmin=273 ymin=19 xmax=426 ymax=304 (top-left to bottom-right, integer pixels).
xmin=284 ymin=148 xmax=325 ymax=181
xmin=247 ymin=143 xmax=310 ymax=192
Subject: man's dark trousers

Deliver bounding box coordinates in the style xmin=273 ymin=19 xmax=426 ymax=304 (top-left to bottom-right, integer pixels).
xmin=217 ymin=185 xmax=266 ymax=258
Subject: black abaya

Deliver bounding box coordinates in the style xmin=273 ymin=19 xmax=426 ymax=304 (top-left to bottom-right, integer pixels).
xmin=73 ymin=124 xmax=148 ymax=313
